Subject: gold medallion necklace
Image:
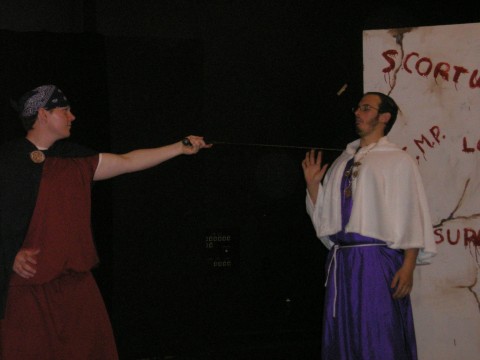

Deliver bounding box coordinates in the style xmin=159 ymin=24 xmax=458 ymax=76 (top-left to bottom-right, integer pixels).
xmin=30 ymin=150 xmax=46 ymax=164
xmin=343 ymin=144 xmax=376 ymax=198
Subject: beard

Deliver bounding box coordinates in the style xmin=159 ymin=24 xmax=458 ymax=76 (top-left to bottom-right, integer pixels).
xmin=355 ymin=115 xmax=379 ymax=137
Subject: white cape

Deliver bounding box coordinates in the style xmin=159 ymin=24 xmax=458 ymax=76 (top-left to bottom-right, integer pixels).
xmin=306 ymin=137 xmax=436 ymax=264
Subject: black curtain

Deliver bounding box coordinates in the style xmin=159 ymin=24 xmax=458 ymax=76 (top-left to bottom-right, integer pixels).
xmin=105 ymin=36 xmax=327 ymax=359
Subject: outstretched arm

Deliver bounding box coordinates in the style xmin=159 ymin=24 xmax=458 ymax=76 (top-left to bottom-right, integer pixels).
xmin=94 ymin=135 xmax=212 ymax=181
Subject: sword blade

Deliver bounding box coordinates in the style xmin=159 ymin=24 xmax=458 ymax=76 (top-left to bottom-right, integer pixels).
xmin=208 ymin=140 xmax=343 ymax=152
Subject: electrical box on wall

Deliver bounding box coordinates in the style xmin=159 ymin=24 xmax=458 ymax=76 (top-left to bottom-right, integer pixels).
xmin=204 ymin=229 xmax=237 ymax=273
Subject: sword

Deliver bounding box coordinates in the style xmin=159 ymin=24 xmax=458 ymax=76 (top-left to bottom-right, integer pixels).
xmin=182 ymin=138 xmax=343 ymax=152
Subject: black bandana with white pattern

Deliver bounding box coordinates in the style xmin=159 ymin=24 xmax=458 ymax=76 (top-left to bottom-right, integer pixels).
xmin=19 ymin=85 xmax=70 ymax=117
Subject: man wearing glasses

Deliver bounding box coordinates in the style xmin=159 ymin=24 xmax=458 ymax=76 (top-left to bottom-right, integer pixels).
xmin=302 ymin=92 xmax=436 ymax=359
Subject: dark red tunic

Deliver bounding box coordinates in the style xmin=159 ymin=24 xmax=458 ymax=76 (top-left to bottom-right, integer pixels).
xmin=0 ymin=155 xmax=118 ymax=359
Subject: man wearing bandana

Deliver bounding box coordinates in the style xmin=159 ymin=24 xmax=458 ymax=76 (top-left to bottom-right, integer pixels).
xmin=0 ymin=85 xmax=211 ymax=359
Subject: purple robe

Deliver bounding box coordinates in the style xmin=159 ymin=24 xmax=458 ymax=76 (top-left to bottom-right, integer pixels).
xmin=321 ymin=158 xmax=417 ymax=360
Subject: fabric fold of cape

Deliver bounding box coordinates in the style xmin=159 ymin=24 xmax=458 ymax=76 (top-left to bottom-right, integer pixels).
xmin=0 ymin=137 xmax=98 ymax=318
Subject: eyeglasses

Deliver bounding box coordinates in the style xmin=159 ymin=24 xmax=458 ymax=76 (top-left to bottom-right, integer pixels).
xmin=352 ymin=104 xmax=379 ymax=113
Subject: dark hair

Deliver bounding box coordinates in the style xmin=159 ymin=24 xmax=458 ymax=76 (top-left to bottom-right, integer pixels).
xmin=20 ymin=114 xmax=38 ymax=131
xmin=364 ymin=91 xmax=399 ymax=135
xmin=10 ymin=95 xmax=37 ymax=131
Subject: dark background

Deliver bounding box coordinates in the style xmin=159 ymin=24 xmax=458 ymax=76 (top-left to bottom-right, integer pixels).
xmin=0 ymin=1 xmax=478 ymax=359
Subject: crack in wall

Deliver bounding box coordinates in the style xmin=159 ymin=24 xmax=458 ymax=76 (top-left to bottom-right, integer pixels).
xmin=467 ymin=278 xmax=480 ymax=313
xmin=386 ymin=28 xmax=414 ymax=96
xmin=434 ymin=177 xmax=480 ymax=312
xmin=433 ymin=179 xmax=480 ymax=228
xmin=457 ymin=277 xmax=480 ymax=313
